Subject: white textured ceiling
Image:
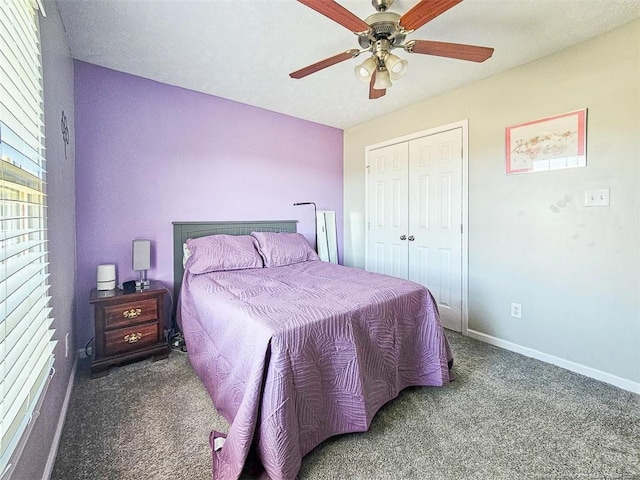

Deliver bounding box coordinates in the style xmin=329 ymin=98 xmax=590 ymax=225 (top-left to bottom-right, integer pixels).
xmin=56 ymin=0 xmax=640 ymax=129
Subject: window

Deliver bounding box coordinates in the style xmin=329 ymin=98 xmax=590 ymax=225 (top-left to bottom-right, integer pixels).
xmin=0 ymin=0 xmax=55 ymax=475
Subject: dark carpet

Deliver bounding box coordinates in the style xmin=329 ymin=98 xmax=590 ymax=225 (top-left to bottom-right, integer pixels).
xmin=51 ymin=332 xmax=640 ymax=479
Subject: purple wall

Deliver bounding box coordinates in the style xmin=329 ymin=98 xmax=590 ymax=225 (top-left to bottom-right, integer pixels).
xmin=74 ymin=61 xmax=344 ymax=346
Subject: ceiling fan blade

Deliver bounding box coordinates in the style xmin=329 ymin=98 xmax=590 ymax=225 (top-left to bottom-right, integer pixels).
xmin=290 ymin=50 xmax=360 ymax=79
xmin=369 ymin=70 xmax=386 ymax=99
xmin=399 ymin=0 xmax=463 ymax=32
xmin=406 ymin=40 xmax=494 ymax=62
xmin=298 ymin=0 xmax=370 ymax=33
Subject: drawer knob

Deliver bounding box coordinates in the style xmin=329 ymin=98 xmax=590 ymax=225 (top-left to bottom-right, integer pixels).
xmin=123 ymin=308 xmax=142 ymax=319
xmin=124 ymin=332 xmax=142 ymax=344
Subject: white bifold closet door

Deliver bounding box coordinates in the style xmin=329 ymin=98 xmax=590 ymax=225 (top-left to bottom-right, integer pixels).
xmin=367 ymin=142 xmax=410 ymax=279
xmin=366 ymin=127 xmax=463 ymax=332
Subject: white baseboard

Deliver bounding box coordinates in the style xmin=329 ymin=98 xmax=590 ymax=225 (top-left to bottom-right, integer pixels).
xmin=43 ymin=356 xmax=77 ymax=480
xmin=466 ymin=329 xmax=640 ymax=394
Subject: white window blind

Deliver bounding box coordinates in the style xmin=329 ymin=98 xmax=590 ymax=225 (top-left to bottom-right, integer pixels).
xmin=0 ymin=0 xmax=55 ymax=475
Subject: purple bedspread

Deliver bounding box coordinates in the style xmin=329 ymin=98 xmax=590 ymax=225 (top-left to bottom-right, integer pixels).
xmin=180 ymin=260 xmax=452 ymax=480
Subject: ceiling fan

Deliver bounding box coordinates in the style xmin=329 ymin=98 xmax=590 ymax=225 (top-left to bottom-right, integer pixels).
xmin=289 ymin=0 xmax=494 ymax=99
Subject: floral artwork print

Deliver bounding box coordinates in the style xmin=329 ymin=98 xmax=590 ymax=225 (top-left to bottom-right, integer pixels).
xmin=506 ymin=109 xmax=587 ymax=174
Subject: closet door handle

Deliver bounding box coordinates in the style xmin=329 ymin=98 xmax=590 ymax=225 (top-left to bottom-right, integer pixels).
xmin=400 ymin=235 xmax=407 ymax=241
xmin=408 ymin=235 xmax=415 ymax=241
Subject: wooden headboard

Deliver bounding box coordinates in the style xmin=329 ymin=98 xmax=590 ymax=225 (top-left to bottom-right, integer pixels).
xmin=172 ymin=220 xmax=298 ymax=301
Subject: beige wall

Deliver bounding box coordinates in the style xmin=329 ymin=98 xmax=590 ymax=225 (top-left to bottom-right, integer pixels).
xmin=344 ymin=19 xmax=640 ymax=386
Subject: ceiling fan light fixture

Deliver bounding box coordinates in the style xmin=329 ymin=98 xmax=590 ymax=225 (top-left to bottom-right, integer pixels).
xmin=354 ymin=56 xmax=378 ymax=83
xmin=385 ymin=53 xmax=408 ymax=80
xmin=373 ymin=68 xmax=392 ymax=89
xmin=292 ymin=0 xmax=495 ymax=99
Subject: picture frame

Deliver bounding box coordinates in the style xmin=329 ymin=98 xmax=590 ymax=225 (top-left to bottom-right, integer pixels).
xmin=505 ymin=109 xmax=587 ymax=175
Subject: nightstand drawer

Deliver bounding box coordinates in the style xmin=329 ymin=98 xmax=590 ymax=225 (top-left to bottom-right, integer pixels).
xmin=104 ymin=298 xmax=158 ymax=329
xmin=104 ymin=322 xmax=159 ymax=356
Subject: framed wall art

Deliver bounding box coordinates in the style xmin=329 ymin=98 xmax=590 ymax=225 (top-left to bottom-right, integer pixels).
xmin=505 ymin=109 xmax=587 ymax=175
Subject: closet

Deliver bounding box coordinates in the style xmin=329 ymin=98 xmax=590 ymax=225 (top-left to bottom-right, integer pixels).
xmin=365 ymin=125 xmax=465 ymax=331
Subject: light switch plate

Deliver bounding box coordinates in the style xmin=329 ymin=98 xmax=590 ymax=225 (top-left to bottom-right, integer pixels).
xmin=585 ymin=188 xmax=610 ymax=207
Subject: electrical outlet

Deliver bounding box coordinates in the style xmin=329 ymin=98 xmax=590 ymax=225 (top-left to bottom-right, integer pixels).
xmin=511 ymin=303 xmax=522 ymax=319
xmin=584 ymin=188 xmax=610 ymax=207
xmin=65 ymin=333 xmax=70 ymax=358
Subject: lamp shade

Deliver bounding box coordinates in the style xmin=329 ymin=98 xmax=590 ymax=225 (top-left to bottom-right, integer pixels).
xmin=132 ymin=239 xmax=151 ymax=271
xmin=354 ymin=56 xmax=378 ymax=83
xmin=373 ymin=68 xmax=392 ymax=89
xmin=385 ymin=54 xmax=408 ymax=80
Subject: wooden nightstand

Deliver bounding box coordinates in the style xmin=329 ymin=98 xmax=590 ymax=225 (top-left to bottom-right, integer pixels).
xmin=90 ymin=280 xmax=170 ymax=378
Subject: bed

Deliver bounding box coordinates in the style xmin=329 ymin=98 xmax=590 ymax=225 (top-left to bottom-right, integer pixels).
xmin=173 ymin=221 xmax=453 ymax=480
